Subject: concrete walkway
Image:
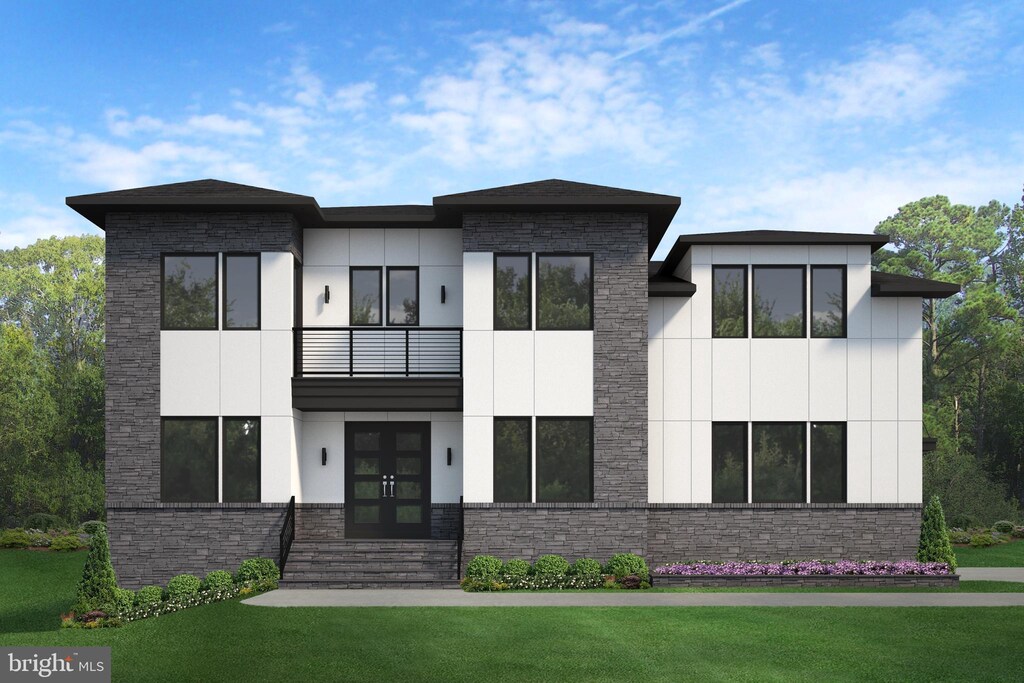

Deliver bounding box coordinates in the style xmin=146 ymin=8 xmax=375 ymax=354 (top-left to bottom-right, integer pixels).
xmin=244 ymin=589 xmax=1024 ymax=608
xmin=958 ymin=567 xmax=1024 ymax=582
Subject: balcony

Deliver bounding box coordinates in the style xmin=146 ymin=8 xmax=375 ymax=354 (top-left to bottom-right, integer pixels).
xmin=292 ymin=327 xmax=463 ymax=412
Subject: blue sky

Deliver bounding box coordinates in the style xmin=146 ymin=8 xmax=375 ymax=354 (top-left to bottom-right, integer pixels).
xmin=1 ymin=0 xmax=1022 ymax=256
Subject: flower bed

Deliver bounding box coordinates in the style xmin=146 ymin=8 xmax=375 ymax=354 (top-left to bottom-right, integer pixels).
xmin=652 ymin=560 xmax=958 ymax=588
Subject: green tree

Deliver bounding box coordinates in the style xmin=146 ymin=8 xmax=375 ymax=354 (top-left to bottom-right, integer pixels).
xmin=917 ymin=495 xmax=957 ymax=571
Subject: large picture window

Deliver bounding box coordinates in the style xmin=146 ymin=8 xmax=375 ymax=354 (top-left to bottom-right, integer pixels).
xmin=752 ymin=422 xmax=806 ymax=503
xmin=223 ymin=254 xmax=260 ymax=329
xmin=712 ymin=266 xmax=747 ymax=338
xmin=811 ymin=422 xmax=846 ymax=503
xmin=350 ymin=267 xmax=382 ymax=326
xmin=162 ymin=255 xmax=218 ymax=330
xmin=536 ymin=418 xmax=593 ymax=502
xmin=753 ymin=266 xmax=805 ymax=338
xmin=494 ymin=254 xmax=531 ymax=330
xmin=161 ymin=418 xmax=218 ymax=502
xmin=536 ymin=254 xmax=593 ymax=330
xmin=493 ymin=418 xmax=531 ymax=503
xmin=387 ymin=267 xmax=419 ymax=326
xmin=811 ymin=266 xmax=846 ymax=338
xmin=223 ymin=418 xmax=261 ymax=503
xmin=712 ymin=423 xmax=748 ymax=503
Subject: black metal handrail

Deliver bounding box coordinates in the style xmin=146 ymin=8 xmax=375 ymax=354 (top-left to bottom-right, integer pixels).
xmin=295 ymin=327 xmax=462 ymax=377
xmin=279 ymin=495 xmax=295 ymax=578
xmin=457 ymin=495 xmax=465 ymax=580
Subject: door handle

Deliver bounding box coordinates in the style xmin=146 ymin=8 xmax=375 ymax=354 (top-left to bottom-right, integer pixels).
xmin=382 ymin=475 xmax=395 ymax=498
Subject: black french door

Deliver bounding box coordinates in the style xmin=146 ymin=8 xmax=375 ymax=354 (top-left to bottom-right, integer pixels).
xmin=345 ymin=422 xmax=431 ymax=539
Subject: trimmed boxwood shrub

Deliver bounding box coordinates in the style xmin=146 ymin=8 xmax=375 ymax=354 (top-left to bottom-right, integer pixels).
xmin=992 ymin=520 xmax=1015 ymax=534
xmin=0 ymin=529 xmax=32 ymax=548
xmin=202 ymin=570 xmax=234 ymax=592
xmin=80 ymin=521 xmax=107 ymax=535
xmin=72 ymin=528 xmax=118 ymax=614
xmin=23 ymin=513 xmax=66 ymax=531
xmin=134 ymin=586 xmax=164 ymax=608
xmin=465 ymin=555 xmax=503 ymax=582
xmin=605 ymin=553 xmax=649 ymax=582
xmin=970 ymin=533 xmax=999 ymax=548
xmin=167 ymin=574 xmax=201 ymax=601
xmin=111 ymin=587 xmax=135 ymax=617
xmin=236 ymin=558 xmax=280 ymax=584
xmin=917 ymin=495 xmax=957 ymax=571
xmin=534 ymin=554 xmax=570 ymax=578
xmin=569 ymin=558 xmax=604 ymax=589
xmin=501 ymin=558 xmax=530 ymax=583
xmin=50 ymin=534 xmax=85 ymax=552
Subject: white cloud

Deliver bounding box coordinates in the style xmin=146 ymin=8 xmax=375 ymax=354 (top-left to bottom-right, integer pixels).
xmin=0 ymin=191 xmax=93 ymax=249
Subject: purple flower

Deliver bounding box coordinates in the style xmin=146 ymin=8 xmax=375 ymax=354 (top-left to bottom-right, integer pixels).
xmin=652 ymin=560 xmax=951 ymax=576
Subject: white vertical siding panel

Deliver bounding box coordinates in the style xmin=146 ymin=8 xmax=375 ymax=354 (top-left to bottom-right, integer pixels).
xmin=384 ymin=229 xmax=419 ymax=265
xmin=750 ymin=340 xmax=808 ymax=421
xmin=534 ymin=332 xmax=593 ymax=416
xmin=898 ymin=297 xmax=923 ymax=339
xmin=494 ymin=331 xmax=535 ymax=415
xmin=871 ymin=421 xmax=899 ymax=502
xmin=663 ymin=422 xmax=692 ymax=503
xmin=419 ymin=266 xmax=463 ymax=327
xmin=690 ymin=421 xmax=712 ymax=503
xmin=260 ymin=330 xmax=293 ymax=417
xmin=898 ymin=421 xmax=923 ymax=504
xmin=261 ymin=416 xmax=295 ymax=502
xmin=847 ymin=421 xmax=872 ymax=503
xmin=648 ymin=298 xmax=665 ymax=340
xmin=419 ymin=229 xmax=463 ymax=266
xmin=220 ymin=332 xmax=261 ymax=415
xmin=462 ymin=331 xmax=493 ymax=417
xmin=349 ymin=229 xmax=385 ymax=265
xmin=160 ymin=331 xmax=220 ymax=416
xmin=809 ymin=245 xmax=847 ymax=263
xmin=846 ymin=264 xmax=872 ymax=338
xmin=691 ymin=339 xmax=713 ymax=421
xmin=303 ymin=229 xmax=349 ymax=266
xmin=462 ymin=253 xmax=493 ymax=331
xmin=302 ymin=266 xmax=349 ymax=326
xmin=663 ymin=339 xmax=691 ymax=421
xmin=298 ymin=418 xmax=345 ymax=503
xmin=261 ymin=252 xmax=294 ymax=331
xmin=462 ymin=416 xmax=493 ymax=503
xmin=663 ymin=298 xmax=691 ymax=338
xmin=847 ymin=245 xmax=871 ymax=266
xmin=690 ymin=265 xmax=712 ymax=339
xmin=809 ymin=338 xmax=847 ymax=421
xmin=712 ymin=339 xmax=750 ymax=421
xmin=648 ymin=338 xmax=664 ymax=421
xmin=648 ymin=421 xmax=664 ymax=503
xmin=898 ymin=337 xmax=923 ymax=421
xmin=847 ymin=338 xmax=872 ymax=421
xmin=872 ymin=298 xmax=899 ymax=338
xmin=431 ymin=419 xmax=463 ymax=503
xmin=871 ymin=339 xmax=899 ymax=421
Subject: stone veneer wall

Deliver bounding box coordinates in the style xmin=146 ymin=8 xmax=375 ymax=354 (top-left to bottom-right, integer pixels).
xmin=104 ymin=211 xmax=301 ymax=586
xmin=462 ymin=211 xmax=649 ymax=503
xmin=295 ymin=504 xmax=460 ymax=541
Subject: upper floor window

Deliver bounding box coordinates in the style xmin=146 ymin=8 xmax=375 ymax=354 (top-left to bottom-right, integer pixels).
xmin=350 ymin=267 xmax=382 ymax=326
xmin=536 ymin=254 xmax=593 ymax=330
xmin=224 ymin=254 xmax=261 ymax=330
xmin=162 ymin=255 xmax=218 ymax=330
xmin=811 ymin=266 xmax=846 ymax=338
xmin=753 ymin=266 xmax=805 ymax=338
xmin=494 ymin=254 xmax=531 ymax=330
xmin=387 ymin=267 xmax=419 ymax=326
xmin=712 ymin=266 xmax=747 ymax=338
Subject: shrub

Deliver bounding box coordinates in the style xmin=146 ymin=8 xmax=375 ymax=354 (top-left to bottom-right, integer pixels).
xmin=111 ymin=587 xmax=135 ymax=617
xmin=465 ymin=555 xmax=503 ymax=583
xmin=459 ymin=577 xmax=508 ymax=592
xmin=533 ymin=554 xmax=570 ymax=578
xmin=23 ymin=513 xmax=67 ymax=531
xmin=992 ymin=520 xmax=1015 ymax=534
xmin=605 ymin=553 xmax=650 ymax=582
xmin=500 ymin=558 xmax=530 ymax=584
xmin=72 ymin=528 xmax=118 ymax=614
xmin=1013 ymin=527 xmax=1024 ymax=539
xmin=568 ymin=558 xmax=604 ymax=589
xmin=619 ymin=575 xmax=643 ymax=589
xmin=28 ymin=531 xmax=51 ymax=547
xmin=166 ymin=574 xmax=201 ymax=602
xmin=0 ymin=529 xmax=32 ymax=548
xmin=80 ymin=521 xmax=106 ymax=535
xmin=134 ymin=586 xmax=164 ymax=608
xmin=948 ymin=530 xmax=972 ymax=545
xmin=236 ymin=558 xmax=280 ymax=584
xmin=50 ymin=534 xmax=86 ymax=552
xmin=202 ymin=570 xmax=234 ymax=592
xmin=917 ymin=495 xmax=957 ymax=571
xmin=970 ymin=533 xmax=999 ymax=548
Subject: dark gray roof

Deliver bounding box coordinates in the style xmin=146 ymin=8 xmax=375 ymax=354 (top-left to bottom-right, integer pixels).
xmin=648 ymin=260 xmax=696 ymax=297
xmin=660 ymin=229 xmax=891 ymax=274
xmin=871 ymin=271 xmax=959 ymax=299
xmin=68 ymin=179 xmax=311 ymax=200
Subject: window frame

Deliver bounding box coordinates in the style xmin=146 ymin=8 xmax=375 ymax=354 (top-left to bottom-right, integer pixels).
xmin=160 ymin=253 xmax=220 ymax=331
xmin=752 ymin=265 xmax=807 ymax=339
xmin=751 ymin=421 xmax=807 ymax=504
xmin=160 ymin=416 xmax=219 ymax=503
xmin=535 ymin=416 xmax=594 ymax=503
xmin=222 ymin=253 xmax=262 ymax=331
xmin=349 ymin=266 xmax=383 ymax=327
xmin=711 ymin=422 xmax=749 ymax=503
xmin=711 ymin=264 xmax=749 ymax=338
xmin=492 ymin=417 xmax=532 ymax=503
xmin=493 ymin=253 xmax=533 ymax=331
xmin=535 ymin=252 xmax=595 ymax=331
xmin=810 ymin=265 xmax=847 ymax=339
xmin=222 ymin=416 xmax=262 ymax=503
xmin=810 ymin=422 xmax=847 ymax=503
xmin=386 ymin=266 xmax=420 ymax=327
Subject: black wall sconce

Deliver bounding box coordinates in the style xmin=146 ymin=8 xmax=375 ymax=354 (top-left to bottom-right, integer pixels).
xmin=322 ymin=447 xmax=327 ymax=466
xmin=447 ymin=447 xmax=452 ymax=466
xmin=324 ymin=285 xmax=330 ymax=304
xmin=441 ymin=285 xmax=446 ymax=304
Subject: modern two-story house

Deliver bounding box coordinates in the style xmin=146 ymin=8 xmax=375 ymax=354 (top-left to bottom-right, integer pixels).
xmin=67 ymin=179 xmax=957 ymax=588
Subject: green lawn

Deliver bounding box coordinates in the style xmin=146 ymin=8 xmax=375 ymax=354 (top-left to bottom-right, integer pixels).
xmin=2 ymin=550 xmax=1024 ymax=682
xmin=955 ymin=539 xmax=1024 ymax=567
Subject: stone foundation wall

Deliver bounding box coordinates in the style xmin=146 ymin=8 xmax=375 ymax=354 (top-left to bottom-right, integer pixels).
xmin=294 ymin=504 xmax=460 ymax=541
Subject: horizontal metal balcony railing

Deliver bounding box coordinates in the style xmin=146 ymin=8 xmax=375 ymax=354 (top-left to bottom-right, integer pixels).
xmin=294 ymin=327 xmax=462 ymax=377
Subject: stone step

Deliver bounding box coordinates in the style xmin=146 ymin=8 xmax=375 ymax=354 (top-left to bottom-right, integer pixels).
xmin=279 ymin=579 xmax=460 ymax=590
xmin=287 ymin=559 xmax=455 ymax=570
xmin=284 ymin=569 xmax=457 ymax=581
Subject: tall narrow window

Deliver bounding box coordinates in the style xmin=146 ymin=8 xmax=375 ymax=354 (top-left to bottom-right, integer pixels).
xmin=493 ymin=418 xmax=531 ymax=502
xmin=223 ymin=418 xmax=261 ymax=503
xmin=811 ymin=266 xmax=846 ymax=338
xmin=811 ymin=422 xmax=846 ymax=503
xmin=753 ymin=266 xmax=805 ymax=338
xmin=752 ymin=423 xmax=806 ymax=503
xmin=162 ymin=255 xmax=217 ymax=330
xmin=387 ymin=267 xmax=419 ymax=326
xmin=536 ymin=418 xmax=593 ymax=502
xmin=712 ymin=423 xmax=748 ymax=503
xmin=536 ymin=254 xmax=593 ymax=330
xmin=224 ymin=254 xmax=260 ymax=329
xmin=350 ymin=267 xmax=382 ymax=325
xmin=494 ymin=254 xmax=531 ymax=330
xmin=161 ymin=418 xmax=218 ymax=502
xmin=712 ymin=266 xmax=747 ymax=337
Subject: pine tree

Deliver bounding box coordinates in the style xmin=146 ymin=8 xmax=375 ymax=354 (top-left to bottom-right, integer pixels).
xmin=917 ymin=495 xmax=957 ymax=571
xmin=72 ymin=527 xmax=119 ymax=614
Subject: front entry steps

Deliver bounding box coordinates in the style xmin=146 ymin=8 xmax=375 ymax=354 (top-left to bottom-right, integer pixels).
xmin=280 ymin=540 xmax=461 ymax=589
